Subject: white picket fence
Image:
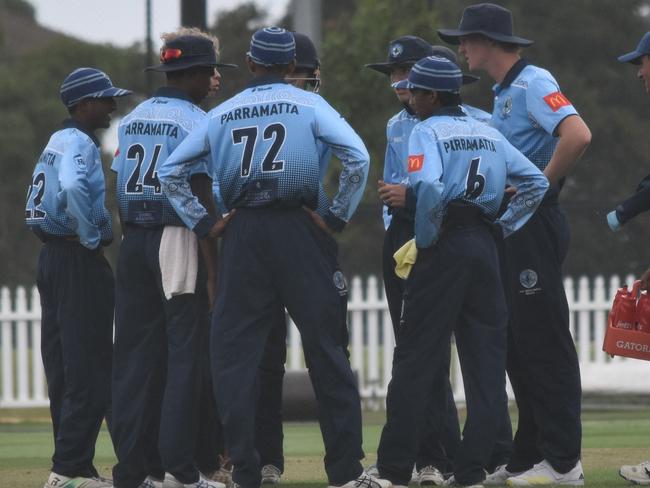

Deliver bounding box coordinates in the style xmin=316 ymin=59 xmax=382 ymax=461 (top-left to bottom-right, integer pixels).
xmin=2 ymin=275 xmax=650 ymax=408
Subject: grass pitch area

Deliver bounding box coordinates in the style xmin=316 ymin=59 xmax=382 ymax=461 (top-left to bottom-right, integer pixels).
xmin=1 ymin=408 xmax=649 ymax=487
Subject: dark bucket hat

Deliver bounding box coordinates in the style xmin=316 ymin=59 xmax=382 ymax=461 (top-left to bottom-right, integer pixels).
xmin=618 ymin=31 xmax=650 ymax=64
xmin=438 ymin=3 xmax=533 ymax=47
xmin=365 ymin=36 xmax=435 ymax=74
xmin=146 ymin=35 xmax=238 ymax=72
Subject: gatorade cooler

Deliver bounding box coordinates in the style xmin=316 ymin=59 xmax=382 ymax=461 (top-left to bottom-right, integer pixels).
xmin=603 ymin=280 xmax=650 ymax=360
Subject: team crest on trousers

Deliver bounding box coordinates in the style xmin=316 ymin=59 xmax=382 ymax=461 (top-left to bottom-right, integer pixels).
xmin=519 ymin=269 xmax=541 ymax=295
xmin=333 ymin=270 xmax=348 ymax=296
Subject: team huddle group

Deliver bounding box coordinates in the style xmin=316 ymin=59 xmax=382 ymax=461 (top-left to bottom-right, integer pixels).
xmin=23 ymin=2 xmax=650 ymax=488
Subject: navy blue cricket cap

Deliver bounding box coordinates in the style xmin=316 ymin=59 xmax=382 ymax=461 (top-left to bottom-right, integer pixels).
xmin=146 ymin=35 xmax=237 ymax=72
xmin=365 ymin=36 xmax=434 ymax=75
xmin=248 ymin=27 xmax=296 ymax=66
xmin=293 ymin=32 xmax=320 ymax=70
xmin=618 ymin=32 xmax=650 ymax=64
xmin=406 ymin=56 xmax=463 ymax=93
xmin=438 ymin=3 xmax=533 ymax=47
xmin=60 ymin=67 xmax=131 ymax=108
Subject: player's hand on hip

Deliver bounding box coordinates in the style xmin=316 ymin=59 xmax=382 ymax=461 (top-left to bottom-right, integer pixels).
xmin=207 ymin=210 xmax=236 ymax=239
xmin=303 ymin=206 xmax=333 ymax=235
xmin=378 ymin=182 xmax=407 ymax=208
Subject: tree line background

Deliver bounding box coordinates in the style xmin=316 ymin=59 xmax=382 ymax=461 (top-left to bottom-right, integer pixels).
xmin=1 ymin=0 xmax=650 ymax=287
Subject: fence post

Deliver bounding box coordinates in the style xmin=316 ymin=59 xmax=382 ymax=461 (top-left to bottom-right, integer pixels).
xmin=578 ymin=277 xmax=591 ymax=365
xmin=288 ymin=317 xmax=301 ymax=371
xmin=593 ymin=276 xmax=607 ymax=365
xmin=381 ymin=285 xmax=393 ymax=395
xmin=349 ymin=277 xmax=364 ymax=390
xmin=31 ymin=286 xmax=45 ymax=402
xmin=15 ymin=286 xmax=29 ymax=403
xmin=366 ymin=276 xmax=380 ymax=400
xmin=1 ymin=287 xmax=14 ymax=406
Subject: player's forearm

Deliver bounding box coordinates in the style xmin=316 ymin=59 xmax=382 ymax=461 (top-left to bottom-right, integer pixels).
xmin=543 ymin=116 xmax=591 ymax=184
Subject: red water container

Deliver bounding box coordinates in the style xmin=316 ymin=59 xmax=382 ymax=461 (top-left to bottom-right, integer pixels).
xmin=614 ymin=281 xmax=641 ymax=330
xmin=636 ymin=291 xmax=650 ymax=333
xmin=609 ymin=285 xmax=628 ymax=327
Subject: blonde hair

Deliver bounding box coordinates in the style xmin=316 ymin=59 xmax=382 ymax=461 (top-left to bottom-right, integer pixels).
xmin=160 ymin=27 xmax=220 ymax=57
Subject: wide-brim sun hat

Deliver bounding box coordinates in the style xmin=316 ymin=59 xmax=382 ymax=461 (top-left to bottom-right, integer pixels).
xmin=146 ymin=35 xmax=238 ymax=72
xmin=438 ymin=3 xmax=533 ymax=47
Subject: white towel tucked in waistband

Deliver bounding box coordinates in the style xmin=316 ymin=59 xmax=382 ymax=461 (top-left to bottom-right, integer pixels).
xmin=159 ymin=225 xmax=198 ymax=300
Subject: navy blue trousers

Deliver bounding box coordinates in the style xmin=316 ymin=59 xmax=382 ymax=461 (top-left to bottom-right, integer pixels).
xmin=501 ymin=204 xmax=582 ymax=474
xmin=255 ymin=307 xmax=289 ymax=473
xmin=378 ymin=224 xmax=508 ymax=486
xmin=112 ymin=225 xmax=203 ymax=487
xmin=382 ymin=215 xmax=461 ymax=473
xmin=212 ymin=208 xmax=363 ymax=488
xmin=37 ymin=240 xmax=114 ymax=478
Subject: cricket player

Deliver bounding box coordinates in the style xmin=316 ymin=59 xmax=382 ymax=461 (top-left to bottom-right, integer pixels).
xmin=158 ymin=26 xmax=390 ymax=488
xmin=254 ymin=31 xmax=329 ymax=486
xmin=607 ymin=32 xmax=650 ymax=235
xmin=376 ymin=55 xmax=548 ymax=488
xmin=25 ymin=67 xmax=130 ymax=488
xmin=609 ymin=30 xmax=650 ymax=487
xmin=439 ymin=3 xmax=592 ymax=485
xmin=110 ymin=31 xmax=234 ymax=488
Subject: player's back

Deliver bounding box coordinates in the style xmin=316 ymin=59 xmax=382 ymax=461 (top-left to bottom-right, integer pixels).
xmin=412 ymin=109 xmax=512 ymax=219
xmin=207 ymin=82 xmax=326 ymax=210
xmin=112 ymin=91 xmax=206 ymax=226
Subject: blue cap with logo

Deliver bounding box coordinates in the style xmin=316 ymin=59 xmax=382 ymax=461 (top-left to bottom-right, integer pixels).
xmin=60 ymin=67 xmax=131 ymax=108
xmin=365 ymin=36 xmax=435 ymax=75
xmin=618 ymin=31 xmax=650 ymax=64
xmin=248 ymin=27 xmax=296 ymax=66
xmin=406 ymin=56 xmax=463 ymax=93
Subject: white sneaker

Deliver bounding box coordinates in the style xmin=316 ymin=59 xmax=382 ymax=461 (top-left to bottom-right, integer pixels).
xmin=164 ymin=472 xmax=226 ymax=488
xmin=261 ymin=465 xmax=282 ymax=485
xmin=485 ymin=465 xmax=522 ymax=486
xmin=328 ymin=473 xmax=392 ymax=488
xmin=418 ymin=466 xmax=445 ymax=486
xmin=443 ymin=475 xmax=484 ymax=487
xmin=44 ymin=472 xmax=113 ymax=488
xmin=506 ymin=460 xmax=584 ymax=486
xmin=365 ymin=465 xmax=380 ymax=477
xmin=143 ymin=476 xmax=164 ymax=488
xmin=620 ymin=460 xmax=650 ymax=485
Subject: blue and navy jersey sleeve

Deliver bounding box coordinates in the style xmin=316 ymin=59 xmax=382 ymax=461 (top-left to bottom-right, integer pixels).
xmin=58 ymin=136 xmax=102 ymax=249
xmin=497 ymin=140 xmax=549 ymax=237
xmin=407 ymin=125 xmax=444 ymax=248
xmin=525 ymin=75 xmax=578 ymax=136
xmin=158 ymin=116 xmax=216 ymax=237
xmin=313 ymin=98 xmax=369 ymax=230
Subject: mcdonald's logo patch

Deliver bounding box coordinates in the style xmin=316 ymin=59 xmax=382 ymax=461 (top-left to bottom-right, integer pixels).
xmin=408 ymin=154 xmax=424 ymax=173
xmin=543 ymin=91 xmax=571 ymax=112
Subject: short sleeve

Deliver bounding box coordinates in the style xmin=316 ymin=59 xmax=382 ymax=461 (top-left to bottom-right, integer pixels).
xmin=525 ymin=75 xmax=578 ymax=136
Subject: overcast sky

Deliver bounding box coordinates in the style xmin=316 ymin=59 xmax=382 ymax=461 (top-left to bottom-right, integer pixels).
xmin=29 ymin=0 xmax=290 ymax=48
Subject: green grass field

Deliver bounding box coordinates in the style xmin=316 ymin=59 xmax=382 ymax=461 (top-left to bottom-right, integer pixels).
xmin=1 ymin=408 xmax=649 ymax=487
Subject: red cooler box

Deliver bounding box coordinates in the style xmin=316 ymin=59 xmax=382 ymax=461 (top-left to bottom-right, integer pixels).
xmin=603 ymin=281 xmax=650 ymax=361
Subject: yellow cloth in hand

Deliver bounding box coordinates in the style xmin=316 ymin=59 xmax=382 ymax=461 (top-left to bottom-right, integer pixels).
xmin=393 ymin=238 xmax=418 ymax=279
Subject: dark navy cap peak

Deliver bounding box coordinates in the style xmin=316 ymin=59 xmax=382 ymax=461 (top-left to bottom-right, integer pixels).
xmin=438 ymin=3 xmax=533 ymax=47
xmin=618 ymin=31 xmax=650 ymax=64
xmin=146 ymin=35 xmax=237 ymax=72
xmin=365 ymin=36 xmax=435 ymax=75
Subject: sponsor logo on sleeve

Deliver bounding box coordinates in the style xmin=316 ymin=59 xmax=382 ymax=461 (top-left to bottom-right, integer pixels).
xmin=543 ymin=91 xmax=572 ymax=112
xmin=407 ymin=154 xmax=424 ymax=173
